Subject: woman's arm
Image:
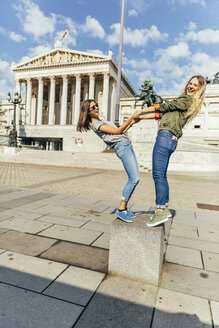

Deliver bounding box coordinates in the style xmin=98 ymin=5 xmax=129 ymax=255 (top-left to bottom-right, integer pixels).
xmin=139 ymin=112 xmax=157 ymax=119
xmin=99 ymin=109 xmax=145 ymax=135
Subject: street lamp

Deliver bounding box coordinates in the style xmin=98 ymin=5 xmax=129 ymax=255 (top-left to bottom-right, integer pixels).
xmin=6 ymin=91 xmax=22 ymax=147
xmin=115 ymin=0 xmax=126 ymax=126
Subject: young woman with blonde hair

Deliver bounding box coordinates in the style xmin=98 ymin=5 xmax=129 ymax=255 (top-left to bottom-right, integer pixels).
xmin=140 ymin=75 xmax=206 ymax=227
xmin=77 ymin=99 xmax=150 ymax=223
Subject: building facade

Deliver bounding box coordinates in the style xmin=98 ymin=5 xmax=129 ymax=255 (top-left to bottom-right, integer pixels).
xmin=10 ymin=44 xmax=135 ymax=151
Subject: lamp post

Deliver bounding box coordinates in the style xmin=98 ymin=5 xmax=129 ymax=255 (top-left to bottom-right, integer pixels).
xmin=6 ymin=91 xmax=22 ymax=147
xmin=115 ymin=0 xmax=126 ymax=126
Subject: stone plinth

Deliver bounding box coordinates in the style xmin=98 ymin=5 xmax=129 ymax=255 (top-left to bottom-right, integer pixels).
xmin=109 ymin=216 xmax=165 ymax=286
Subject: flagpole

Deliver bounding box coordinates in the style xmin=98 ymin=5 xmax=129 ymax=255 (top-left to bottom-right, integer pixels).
xmin=115 ymin=0 xmax=126 ymax=126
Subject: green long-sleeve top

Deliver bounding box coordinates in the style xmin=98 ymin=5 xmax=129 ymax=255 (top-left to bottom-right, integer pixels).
xmin=156 ymin=94 xmax=193 ymax=138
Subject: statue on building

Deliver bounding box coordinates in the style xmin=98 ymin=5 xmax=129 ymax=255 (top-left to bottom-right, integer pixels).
xmin=213 ymin=72 xmax=219 ymax=84
xmin=205 ymin=73 xmax=219 ymax=84
xmin=135 ymin=79 xmax=163 ymax=108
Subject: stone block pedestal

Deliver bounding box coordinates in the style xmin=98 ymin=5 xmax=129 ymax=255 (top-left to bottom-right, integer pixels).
xmin=109 ymin=216 xmax=166 ymax=286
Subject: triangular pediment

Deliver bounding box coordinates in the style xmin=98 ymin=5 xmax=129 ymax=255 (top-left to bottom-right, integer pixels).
xmin=13 ymin=48 xmax=112 ymax=71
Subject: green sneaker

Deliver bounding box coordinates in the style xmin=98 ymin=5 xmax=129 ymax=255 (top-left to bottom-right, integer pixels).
xmin=163 ymin=207 xmax=172 ymax=218
xmin=147 ymin=209 xmax=169 ymax=227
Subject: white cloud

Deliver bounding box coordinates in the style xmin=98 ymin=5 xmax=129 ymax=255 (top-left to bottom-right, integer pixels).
xmin=18 ymin=45 xmax=52 ymax=64
xmin=183 ymin=28 xmax=219 ymax=44
xmin=80 ymin=16 xmax=105 ymax=39
xmin=0 ymin=59 xmax=15 ymax=99
xmin=107 ymin=24 xmax=168 ymax=47
xmin=0 ymin=26 xmax=6 ymax=34
xmin=190 ymin=52 xmax=219 ymax=77
xmin=127 ymin=0 xmax=151 ymax=12
xmin=155 ymin=42 xmax=191 ymax=59
xmin=168 ymin=0 xmax=206 ymax=6
xmin=9 ymin=31 xmax=26 ymax=43
xmin=128 ymin=9 xmax=138 ymax=17
xmin=187 ymin=21 xmax=197 ymax=31
xmin=86 ymin=49 xmax=104 ymax=55
xmin=123 ymin=56 xmax=150 ymax=70
xmin=0 ymin=26 xmax=26 ymax=43
xmin=15 ymin=0 xmax=56 ymax=39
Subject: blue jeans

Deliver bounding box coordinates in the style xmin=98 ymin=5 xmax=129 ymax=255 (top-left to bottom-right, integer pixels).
xmin=114 ymin=141 xmax=140 ymax=202
xmin=152 ymin=130 xmax=178 ymax=208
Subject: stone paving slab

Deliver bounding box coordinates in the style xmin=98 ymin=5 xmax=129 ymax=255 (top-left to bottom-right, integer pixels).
xmin=78 ymin=210 xmax=115 ymax=223
xmin=152 ymin=288 xmax=212 ymax=328
xmin=170 ymin=222 xmax=198 ymax=238
xmin=0 ymin=227 xmax=8 ymax=235
xmin=0 ymin=208 xmax=44 ymax=220
xmin=196 ymin=212 xmax=219 ymax=230
xmin=0 ymin=284 xmax=83 ymax=328
xmin=38 ymin=224 xmax=102 ymax=245
xmin=44 ymin=266 xmax=105 ymax=306
xmin=48 ymin=206 xmax=83 ymax=217
xmin=81 ymin=220 xmax=111 ymax=233
xmin=66 ymin=195 xmax=102 ymax=209
xmin=196 ymin=210 xmax=219 ymax=220
xmin=171 ymin=208 xmax=196 ymax=224
xmin=0 ymin=230 xmax=57 ymax=256
xmin=198 ymin=227 xmax=219 ymax=241
xmin=161 ymin=262 xmax=219 ymax=301
xmin=0 ymin=206 xmax=8 ymax=212
xmin=202 ymin=251 xmax=219 ymax=273
xmin=0 ymin=217 xmax=53 ymax=234
xmin=0 ymin=251 xmax=67 ymax=292
xmin=129 ymin=202 xmax=151 ymax=213
xmin=165 ymin=245 xmax=203 ymax=269
xmin=0 ymin=248 xmax=5 ymax=254
xmin=0 ymin=213 xmax=13 ymax=221
xmin=19 ymin=200 xmax=54 ymax=211
xmin=211 ymin=301 xmax=219 ymax=327
xmin=37 ymin=214 xmax=90 ymax=228
xmin=168 ymin=234 xmax=219 ymax=253
xmin=74 ymin=276 xmax=158 ymax=328
xmin=40 ymin=241 xmax=109 ymax=273
xmin=92 ymin=233 xmax=110 ymax=249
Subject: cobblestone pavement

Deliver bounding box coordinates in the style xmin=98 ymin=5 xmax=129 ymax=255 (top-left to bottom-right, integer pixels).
xmin=0 ymin=162 xmax=218 ymax=209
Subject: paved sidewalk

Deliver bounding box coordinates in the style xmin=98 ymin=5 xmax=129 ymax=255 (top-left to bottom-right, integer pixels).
xmin=0 ymin=162 xmax=218 ymax=208
xmin=0 ymin=184 xmax=218 ymax=327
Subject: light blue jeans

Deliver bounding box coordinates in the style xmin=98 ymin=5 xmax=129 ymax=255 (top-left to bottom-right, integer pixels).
xmin=152 ymin=130 xmax=178 ymax=208
xmin=114 ymin=141 xmax=140 ymax=202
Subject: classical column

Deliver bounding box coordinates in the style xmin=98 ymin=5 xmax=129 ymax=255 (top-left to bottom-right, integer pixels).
xmin=111 ymin=79 xmax=116 ymax=122
xmin=48 ymin=77 xmax=56 ymax=125
xmin=102 ymin=72 xmax=110 ymax=119
xmin=204 ymin=102 xmax=210 ymax=132
xmin=83 ymin=82 xmax=88 ymax=100
xmin=25 ymin=79 xmax=32 ymax=124
xmin=89 ymin=73 xmax=95 ymax=99
xmin=74 ymin=74 xmax=81 ymax=124
xmin=71 ymin=82 xmax=76 ymax=125
xmin=60 ymin=76 xmax=68 ymax=125
xmin=36 ymin=78 xmax=44 ymax=125
xmin=15 ymin=79 xmax=21 ymax=126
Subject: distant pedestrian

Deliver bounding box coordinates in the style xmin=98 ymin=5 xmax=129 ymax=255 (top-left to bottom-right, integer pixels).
xmin=77 ymin=99 xmax=148 ymax=223
xmin=140 ymin=75 xmax=206 ymax=227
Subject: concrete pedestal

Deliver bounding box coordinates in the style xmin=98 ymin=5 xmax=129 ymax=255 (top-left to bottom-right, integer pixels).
xmin=109 ymin=216 xmax=166 ymax=286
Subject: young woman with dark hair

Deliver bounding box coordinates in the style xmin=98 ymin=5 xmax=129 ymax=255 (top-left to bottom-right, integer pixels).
xmin=77 ymin=99 xmax=153 ymax=223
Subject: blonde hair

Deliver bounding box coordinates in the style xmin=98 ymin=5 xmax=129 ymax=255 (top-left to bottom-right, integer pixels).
xmin=181 ymin=75 xmax=206 ymax=122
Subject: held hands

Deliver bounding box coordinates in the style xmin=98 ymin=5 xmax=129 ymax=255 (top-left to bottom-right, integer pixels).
xmin=131 ymin=109 xmax=147 ymax=120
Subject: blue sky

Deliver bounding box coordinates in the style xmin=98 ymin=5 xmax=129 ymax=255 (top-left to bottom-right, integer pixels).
xmin=1 ymin=0 xmax=219 ymax=99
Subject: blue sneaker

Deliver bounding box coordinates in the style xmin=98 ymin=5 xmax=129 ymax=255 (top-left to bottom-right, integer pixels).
xmin=115 ymin=209 xmax=133 ymax=223
xmin=126 ymin=209 xmax=136 ymax=218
